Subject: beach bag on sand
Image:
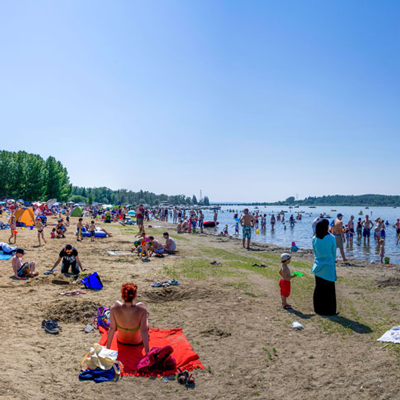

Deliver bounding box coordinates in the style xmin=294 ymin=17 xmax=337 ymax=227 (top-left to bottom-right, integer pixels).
xmin=81 ymin=272 xmax=103 ymax=290
xmin=94 ymin=306 xmax=110 ymax=329
xmin=80 ymin=344 xmax=122 ymax=381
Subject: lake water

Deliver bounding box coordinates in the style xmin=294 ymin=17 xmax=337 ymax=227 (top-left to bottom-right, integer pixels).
xmin=201 ymin=205 xmax=400 ymax=264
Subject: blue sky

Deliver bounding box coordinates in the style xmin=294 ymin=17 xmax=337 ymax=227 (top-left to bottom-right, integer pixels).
xmin=1 ymin=1 xmax=399 ymax=202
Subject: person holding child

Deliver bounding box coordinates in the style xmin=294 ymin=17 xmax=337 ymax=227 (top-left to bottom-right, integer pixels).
xmin=311 ymin=219 xmax=338 ymax=316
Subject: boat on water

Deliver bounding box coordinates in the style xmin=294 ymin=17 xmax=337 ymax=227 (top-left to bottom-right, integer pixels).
xmin=309 ymin=206 xmax=316 ymax=208
xmin=365 ymin=206 xmax=369 ymax=209
xmin=331 ymin=209 xmax=337 ymax=212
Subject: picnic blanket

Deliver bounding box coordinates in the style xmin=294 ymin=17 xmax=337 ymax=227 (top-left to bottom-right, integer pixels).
xmin=98 ymin=326 xmax=205 ymax=376
xmin=377 ymin=326 xmax=400 ymax=344
xmin=0 ymin=251 xmax=12 ymax=261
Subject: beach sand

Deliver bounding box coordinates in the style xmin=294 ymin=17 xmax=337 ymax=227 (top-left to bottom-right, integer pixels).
xmin=1 ymin=216 xmax=400 ymax=399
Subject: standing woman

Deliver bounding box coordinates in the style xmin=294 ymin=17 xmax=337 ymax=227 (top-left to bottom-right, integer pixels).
xmin=311 ymin=219 xmax=338 ymax=316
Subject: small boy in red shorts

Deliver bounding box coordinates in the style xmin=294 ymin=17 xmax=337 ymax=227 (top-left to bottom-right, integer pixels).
xmin=279 ymin=253 xmax=297 ymax=310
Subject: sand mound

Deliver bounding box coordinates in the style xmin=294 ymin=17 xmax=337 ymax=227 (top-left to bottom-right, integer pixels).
xmin=44 ymin=299 xmax=101 ymax=323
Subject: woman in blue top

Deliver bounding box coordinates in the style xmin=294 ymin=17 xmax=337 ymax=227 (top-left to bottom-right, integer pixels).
xmin=311 ymin=219 xmax=338 ymax=316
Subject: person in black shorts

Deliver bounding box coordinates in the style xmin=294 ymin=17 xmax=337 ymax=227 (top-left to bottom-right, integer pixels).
xmin=49 ymin=244 xmax=83 ymax=275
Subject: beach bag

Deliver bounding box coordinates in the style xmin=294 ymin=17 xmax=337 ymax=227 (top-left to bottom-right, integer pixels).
xmin=81 ymin=272 xmax=103 ymax=290
xmin=94 ymin=306 xmax=111 ymax=329
xmin=80 ymin=343 xmax=122 ymax=380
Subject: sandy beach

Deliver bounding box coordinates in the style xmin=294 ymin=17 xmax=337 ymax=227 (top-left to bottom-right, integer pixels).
xmin=2 ymin=216 xmax=400 ymax=400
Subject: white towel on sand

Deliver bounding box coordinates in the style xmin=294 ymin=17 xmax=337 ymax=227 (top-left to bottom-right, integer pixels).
xmin=377 ymin=326 xmax=400 ymax=344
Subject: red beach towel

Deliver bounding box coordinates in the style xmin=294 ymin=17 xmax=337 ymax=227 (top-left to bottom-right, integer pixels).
xmin=98 ymin=326 xmax=205 ymax=376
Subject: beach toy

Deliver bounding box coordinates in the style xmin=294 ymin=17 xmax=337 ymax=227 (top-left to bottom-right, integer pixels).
xmin=148 ymin=225 xmax=152 ymax=228
xmin=256 ymin=229 xmax=260 ymax=234
xmin=294 ymin=271 xmax=303 ymax=277
xmin=385 ymin=257 xmax=390 ymax=265
xmin=21 ymin=227 xmax=24 ymax=230
xmin=13 ymin=230 xmax=18 ymax=234
xmin=30 ymin=226 xmax=33 ymax=230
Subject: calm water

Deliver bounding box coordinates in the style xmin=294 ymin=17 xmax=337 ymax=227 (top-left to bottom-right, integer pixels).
xmin=202 ymin=205 xmax=400 ymax=264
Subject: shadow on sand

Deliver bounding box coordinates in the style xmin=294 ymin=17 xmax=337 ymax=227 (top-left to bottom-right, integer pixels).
xmin=322 ymin=314 xmax=373 ymax=334
xmin=287 ymin=309 xmax=316 ymax=320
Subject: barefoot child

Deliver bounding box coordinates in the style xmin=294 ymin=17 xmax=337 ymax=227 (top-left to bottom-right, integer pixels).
xmin=12 ymin=248 xmax=39 ymax=280
xmin=279 ymin=253 xmax=297 ymax=310
xmin=88 ymin=220 xmax=96 ymax=242
xmin=36 ymin=217 xmax=47 ymax=246
xmin=9 ymin=214 xmax=17 ymax=244
xmin=77 ymin=218 xmax=83 ymax=241
xmin=380 ymin=239 xmax=385 ymax=264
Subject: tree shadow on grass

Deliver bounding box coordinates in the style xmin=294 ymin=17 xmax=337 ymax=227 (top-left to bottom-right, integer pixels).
xmin=323 ymin=315 xmax=373 ymax=334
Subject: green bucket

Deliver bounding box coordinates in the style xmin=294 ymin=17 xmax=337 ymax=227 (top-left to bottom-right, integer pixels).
xmin=384 ymin=257 xmax=390 ymax=265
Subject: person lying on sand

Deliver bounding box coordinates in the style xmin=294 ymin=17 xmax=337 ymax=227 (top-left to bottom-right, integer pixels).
xmin=107 ymin=282 xmax=149 ymax=353
xmin=163 ymin=232 xmax=176 ymax=254
xmin=12 ymin=248 xmax=39 ymax=280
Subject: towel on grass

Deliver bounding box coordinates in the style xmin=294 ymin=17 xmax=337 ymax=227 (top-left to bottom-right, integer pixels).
xmin=377 ymin=326 xmax=400 ymax=344
xmin=98 ymin=326 xmax=204 ymax=376
xmin=0 ymin=251 xmax=12 ymax=261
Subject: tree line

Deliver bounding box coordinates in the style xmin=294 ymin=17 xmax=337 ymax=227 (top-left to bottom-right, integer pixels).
xmin=0 ymin=151 xmax=71 ymax=201
xmin=270 ymin=194 xmax=400 ymax=207
xmin=71 ymin=186 xmax=210 ymax=206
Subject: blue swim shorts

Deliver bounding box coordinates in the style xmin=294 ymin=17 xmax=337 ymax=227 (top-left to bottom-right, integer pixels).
xmin=243 ymin=225 xmax=252 ymax=239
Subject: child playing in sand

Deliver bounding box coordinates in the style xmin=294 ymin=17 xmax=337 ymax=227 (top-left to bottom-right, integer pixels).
xmin=380 ymin=239 xmax=385 ymax=264
xmin=77 ymin=218 xmax=83 ymax=241
xmin=50 ymin=228 xmax=56 ymax=238
xmin=279 ymin=253 xmax=297 ymax=310
xmin=12 ymin=248 xmax=39 ymax=280
xmin=88 ymin=220 xmax=96 ymax=242
xmin=223 ymin=224 xmax=228 ymax=235
xmin=234 ymin=221 xmax=239 ymax=235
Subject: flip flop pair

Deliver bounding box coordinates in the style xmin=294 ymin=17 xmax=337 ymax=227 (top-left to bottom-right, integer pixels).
xmin=177 ymin=369 xmax=195 ymax=389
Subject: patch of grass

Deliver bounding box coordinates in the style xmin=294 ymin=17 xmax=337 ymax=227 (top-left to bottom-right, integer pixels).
xmin=224 ymin=281 xmax=251 ymax=290
xmin=169 ymin=234 xmax=190 ymax=242
xmin=309 ymin=355 xmax=314 ymax=359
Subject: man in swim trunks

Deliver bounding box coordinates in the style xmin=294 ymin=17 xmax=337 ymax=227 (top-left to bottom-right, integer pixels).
xmin=362 ymin=215 xmax=374 ymax=245
xmin=331 ymin=213 xmax=348 ymax=261
xmin=12 ymin=248 xmax=39 ymax=280
xmin=240 ymin=208 xmax=255 ymax=250
xmin=393 ymin=219 xmax=400 ymax=245
xmin=148 ymin=236 xmax=164 ymax=256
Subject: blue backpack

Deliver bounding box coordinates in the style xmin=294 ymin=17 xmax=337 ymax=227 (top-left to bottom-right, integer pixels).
xmin=81 ymin=272 xmax=103 ymax=290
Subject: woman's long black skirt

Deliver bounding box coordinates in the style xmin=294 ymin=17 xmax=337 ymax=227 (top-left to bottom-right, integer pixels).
xmin=313 ymin=276 xmax=337 ymax=316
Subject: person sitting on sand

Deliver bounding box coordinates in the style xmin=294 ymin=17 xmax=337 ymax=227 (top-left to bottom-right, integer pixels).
xmin=12 ymin=248 xmax=39 ymax=280
xmin=55 ymin=219 xmax=67 ymax=238
xmin=49 ymin=244 xmax=83 ymax=275
xmin=107 ymin=282 xmax=149 ymax=353
xmin=163 ymin=232 xmax=176 ymax=254
xmin=148 ymin=236 xmax=164 ymax=256
xmin=177 ymin=221 xmax=184 ymax=233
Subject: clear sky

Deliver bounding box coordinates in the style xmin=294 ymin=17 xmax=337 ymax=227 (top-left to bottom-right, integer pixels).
xmin=1 ymin=1 xmax=399 ymax=202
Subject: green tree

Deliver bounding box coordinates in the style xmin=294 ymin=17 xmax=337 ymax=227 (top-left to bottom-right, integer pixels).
xmin=203 ymin=196 xmax=210 ymax=206
xmin=192 ymin=195 xmax=198 ymax=205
